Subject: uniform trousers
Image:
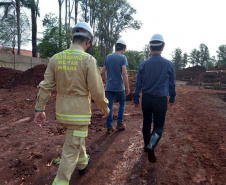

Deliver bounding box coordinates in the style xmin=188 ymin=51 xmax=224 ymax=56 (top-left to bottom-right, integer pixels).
xmin=53 ymin=124 xmax=89 ymax=185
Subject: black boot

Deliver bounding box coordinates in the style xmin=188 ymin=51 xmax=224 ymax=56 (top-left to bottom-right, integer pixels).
xmin=147 ymin=133 xmax=160 ymax=163
xmin=143 ymin=135 xmax=151 ymax=153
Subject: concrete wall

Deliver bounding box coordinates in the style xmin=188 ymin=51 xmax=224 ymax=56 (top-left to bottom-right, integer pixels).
xmin=0 ymin=52 xmax=49 ymax=71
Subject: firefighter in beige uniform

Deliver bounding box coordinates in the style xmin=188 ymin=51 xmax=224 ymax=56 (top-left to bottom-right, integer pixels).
xmin=34 ymin=22 xmax=110 ymax=185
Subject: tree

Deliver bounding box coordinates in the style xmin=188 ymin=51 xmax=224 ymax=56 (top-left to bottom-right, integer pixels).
xmin=143 ymin=44 xmax=151 ymax=60
xmin=0 ymin=0 xmax=22 ymax=54
xmin=21 ymin=0 xmax=40 ymax=57
xmin=199 ymin=43 xmax=210 ymax=67
xmin=182 ymin=53 xmax=188 ymax=69
xmin=79 ymin=0 xmax=142 ymax=58
xmin=124 ymin=50 xmax=143 ymax=70
xmin=58 ymin=0 xmax=64 ymax=51
xmin=216 ymin=45 xmax=226 ymax=65
xmin=171 ymin=48 xmax=183 ymax=70
xmin=0 ymin=12 xmax=30 ymax=53
xmin=189 ymin=49 xmax=200 ymax=66
xmin=38 ymin=13 xmax=68 ymax=58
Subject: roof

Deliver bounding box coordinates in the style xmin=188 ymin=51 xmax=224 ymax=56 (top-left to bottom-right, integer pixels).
xmin=0 ymin=46 xmax=40 ymax=58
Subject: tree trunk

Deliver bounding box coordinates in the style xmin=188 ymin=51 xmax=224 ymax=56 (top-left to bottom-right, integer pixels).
xmin=58 ymin=0 xmax=63 ymax=51
xmin=16 ymin=0 xmax=21 ymax=55
xmin=74 ymin=0 xmax=78 ymax=24
xmin=31 ymin=8 xmax=37 ymax=57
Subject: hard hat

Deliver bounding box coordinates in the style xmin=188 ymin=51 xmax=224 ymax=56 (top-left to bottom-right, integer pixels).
xmin=72 ymin=22 xmax=94 ymax=46
xmin=150 ymin=34 xmax=165 ymax=43
xmin=116 ymin=39 xmax=126 ymax=46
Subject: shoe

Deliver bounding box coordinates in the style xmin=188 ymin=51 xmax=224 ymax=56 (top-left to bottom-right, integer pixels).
xmin=116 ymin=124 xmax=126 ymax=130
xmin=144 ymin=146 xmax=148 ymax=153
xmin=79 ymin=154 xmax=90 ymax=175
xmin=147 ymin=148 xmax=156 ymax=163
xmin=106 ymin=127 xmax=115 ymax=134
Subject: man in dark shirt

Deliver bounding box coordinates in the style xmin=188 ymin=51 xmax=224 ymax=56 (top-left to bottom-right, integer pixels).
xmin=133 ymin=33 xmax=176 ymax=163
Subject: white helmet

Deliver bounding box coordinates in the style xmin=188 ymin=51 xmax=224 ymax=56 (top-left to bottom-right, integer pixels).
xmin=116 ymin=39 xmax=126 ymax=46
xmin=150 ymin=34 xmax=165 ymax=43
xmin=72 ymin=22 xmax=95 ymax=46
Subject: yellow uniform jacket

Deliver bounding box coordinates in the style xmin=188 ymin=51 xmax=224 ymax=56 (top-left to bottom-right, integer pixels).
xmin=35 ymin=44 xmax=109 ymax=125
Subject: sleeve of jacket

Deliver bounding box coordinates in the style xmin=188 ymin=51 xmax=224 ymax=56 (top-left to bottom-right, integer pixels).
xmin=86 ymin=57 xmax=109 ymax=114
xmin=35 ymin=59 xmax=56 ymax=111
xmin=169 ymin=63 xmax=176 ymax=103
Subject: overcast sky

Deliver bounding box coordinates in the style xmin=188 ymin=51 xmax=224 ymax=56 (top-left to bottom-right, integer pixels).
xmin=27 ymin=0 xmax=226 ymax=59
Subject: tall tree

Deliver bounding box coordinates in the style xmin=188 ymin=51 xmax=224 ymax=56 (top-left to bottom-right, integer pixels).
xmin=80 ymin=0 xmax=142 ymax=58
xmin=216 ymin=45 xmax=226 ymax=65
xmin=171 ymin=48 xmax=183 ymax=70
xmin=182 ymin=53 xmax=188 ymax=69
xmin=58 ymin=0 xmax=64 ymax=51
xmin=0 ymin=12 xmax=30 ymax=53
xmin=124 ymin=50 xmax=143 ymax=70
xmin=189 ymin=49 xmax=200 ymax=66
xmin=143 ymin=44 xmax=151 ymax=60
xmin=21 ymin=0 xmax=40 ymax=57
xmin=199 ymin=43 xmax=210 ymax=67
xmin=0 ymin=0 xmax=22 ymax=54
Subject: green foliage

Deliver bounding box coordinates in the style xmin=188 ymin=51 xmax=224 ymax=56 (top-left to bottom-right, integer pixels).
xmin=143 ymin=44 xmax=151 ymax=60
xmin=171 ymin=48 xmax=183 ymax=70
xmin=0 ymin=13 xmax=30 ymax=50
xmin=86 ymin=45 xmax=107 ymax=67
xmin=124 ymin=50 xmax=144 ymax=70
xmin=80 ymin=0 xmax=142 ymax=57
xmin=189 ymin=43 xmax=210 ymax=68
xmin=38 ymin=13 xmax=70 ymax=58
xmin=216 ymin=45 xmax=226 ymax=65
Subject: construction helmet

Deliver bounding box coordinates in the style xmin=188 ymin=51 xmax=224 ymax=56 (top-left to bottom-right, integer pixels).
xmin=72 ymin=22 xmax=94 ymax=47
xmin=116 ymin=39 xmax=126 ymax=46
xmin=150 ymin=34 xmax=165 ymax=43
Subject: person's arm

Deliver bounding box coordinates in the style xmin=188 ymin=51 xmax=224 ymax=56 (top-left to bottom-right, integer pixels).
xmin=34 ymin=59 xmax=56 ymax=127
xmin=102 ymin=66 xmax=107 ymax=84
xmin=87 ymin=57 xmax=110 ymax=117
xmin=169 ymin=63 xmax=176 ymax=103
xmin=133 ymin=64 xmax=143 ymax=105
xmin=122 ymin=65 xmax=130 ymax=96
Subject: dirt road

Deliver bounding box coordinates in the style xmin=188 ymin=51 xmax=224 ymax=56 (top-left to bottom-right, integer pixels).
xmin=0 ymin=85 xmax=225 ymax=185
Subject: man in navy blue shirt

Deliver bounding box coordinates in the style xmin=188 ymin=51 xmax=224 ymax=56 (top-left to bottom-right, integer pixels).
xmin=133 ymin=34 xmax=176 ymax=163
xmin=102 ymin=39 xmax=130 ymax=134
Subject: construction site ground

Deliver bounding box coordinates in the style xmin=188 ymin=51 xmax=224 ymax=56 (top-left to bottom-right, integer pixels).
xmin=0 ymin=64 xmax=226 ymax=185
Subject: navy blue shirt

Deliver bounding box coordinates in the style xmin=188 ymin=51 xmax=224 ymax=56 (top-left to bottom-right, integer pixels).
xmin=133 ymin=54 xmax=176 ymax=104
xmin=104 ymin=53 xmax=128 ymax=92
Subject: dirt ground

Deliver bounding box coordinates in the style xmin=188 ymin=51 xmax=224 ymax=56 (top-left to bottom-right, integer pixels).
xmin=0 ymin=66 xmax=226 ymax=185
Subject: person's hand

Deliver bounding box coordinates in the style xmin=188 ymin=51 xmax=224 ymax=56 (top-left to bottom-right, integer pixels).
xmin=168 ymin=102 xmax=174 ymax=107
xmin=102 ymin=113 xmax=109 ymax=119
xmin=102 ymin=108 xmax=110 ymax=119
xmin=134 ymin=103 xmax=140 ymax=108
xmin=125 ymin=87 xmax=130 ymax=96
xmin=34 ymin=112 xmax=46 ymax=128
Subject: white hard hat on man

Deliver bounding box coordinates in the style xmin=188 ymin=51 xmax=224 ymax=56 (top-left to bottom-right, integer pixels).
xmin=72 ymin=22 xmax=95 ymax=48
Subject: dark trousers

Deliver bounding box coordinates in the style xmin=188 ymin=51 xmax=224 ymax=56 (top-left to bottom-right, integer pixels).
xmin=141 ymin=94 xmax=168 ymax=147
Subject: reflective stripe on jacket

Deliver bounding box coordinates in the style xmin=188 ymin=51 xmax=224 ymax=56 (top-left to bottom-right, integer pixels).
xmin=35 ymin=44 xmax=109 ymax=125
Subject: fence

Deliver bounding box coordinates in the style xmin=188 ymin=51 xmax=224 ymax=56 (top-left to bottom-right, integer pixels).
xmin=0 ymin=52 xmax=49 ymax=71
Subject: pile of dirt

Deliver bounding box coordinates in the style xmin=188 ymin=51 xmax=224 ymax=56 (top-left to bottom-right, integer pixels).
xmin=175 ymin=66 xmax=206 ymax=81
xmin=0 ymin=67 xmax=23 ymax=88
xmin=0 ymin=65 xmax=47 ymax=89
xmin=176 ymin=65 xmax=226 ymax=86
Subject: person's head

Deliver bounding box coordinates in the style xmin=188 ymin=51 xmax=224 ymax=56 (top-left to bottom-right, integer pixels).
xmin=149 ymin=34 xmax=165 ymax=53
xmin=115 ymin=39 xmax=127 ymax=53
xmin=71 ymin=22 xmax=94 ymax=51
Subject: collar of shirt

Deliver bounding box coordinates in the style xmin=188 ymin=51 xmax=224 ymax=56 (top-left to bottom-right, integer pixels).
xmin=70 ymin=43 xmax=85 ymax=52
